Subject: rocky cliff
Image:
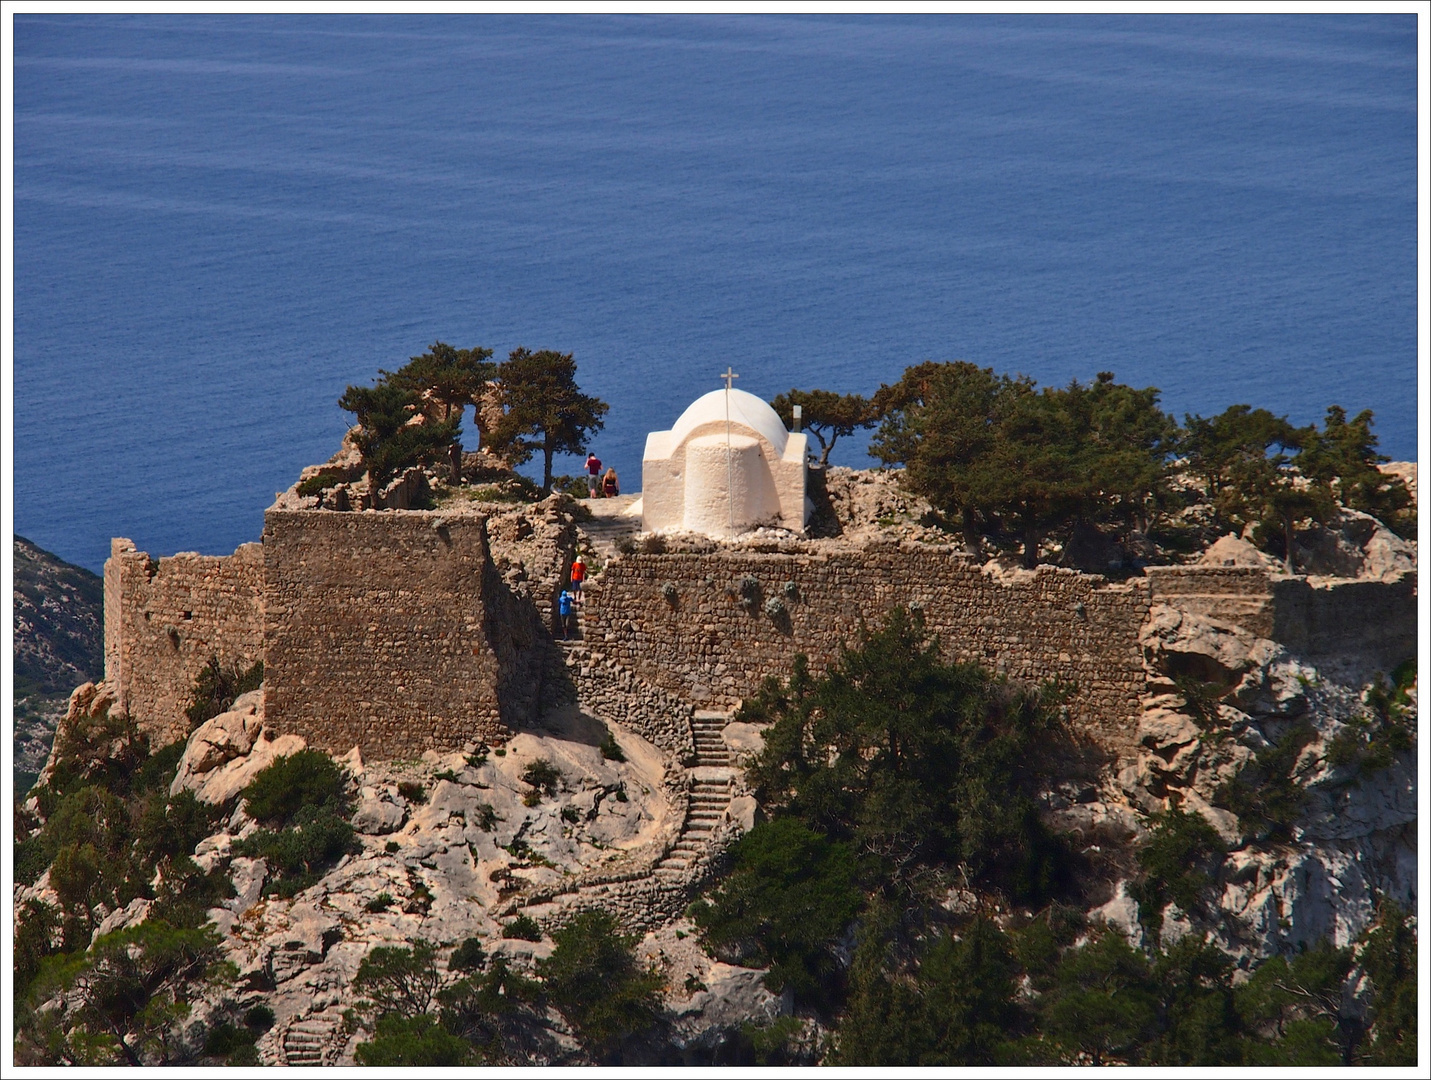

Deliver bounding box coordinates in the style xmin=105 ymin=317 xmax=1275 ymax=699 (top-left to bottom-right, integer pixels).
xmin=12 ymin=536 xmax=104 ymax=790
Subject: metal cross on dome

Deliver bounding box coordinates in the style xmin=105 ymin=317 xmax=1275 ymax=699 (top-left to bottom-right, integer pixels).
xmin=722 ymin=368 xmax=739 ymax=529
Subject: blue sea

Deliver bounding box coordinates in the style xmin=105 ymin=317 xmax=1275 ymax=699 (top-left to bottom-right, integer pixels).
xmin=12 ymin=14 xmax=1420 ymax=574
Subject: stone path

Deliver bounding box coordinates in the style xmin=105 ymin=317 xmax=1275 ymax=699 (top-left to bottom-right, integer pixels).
xmin=576 ymin=493 xmax=641 ymax=562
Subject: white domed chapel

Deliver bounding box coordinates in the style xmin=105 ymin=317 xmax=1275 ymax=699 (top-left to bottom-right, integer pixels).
xmin=641 ymin=384 xmax=809 ymax=538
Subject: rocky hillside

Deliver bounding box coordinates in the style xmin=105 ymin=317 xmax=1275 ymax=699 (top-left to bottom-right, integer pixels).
xmin=11 ymin=469 xmax=1417 ymax=1066
xmin=12 ymin=536 xmax=103 ymax=791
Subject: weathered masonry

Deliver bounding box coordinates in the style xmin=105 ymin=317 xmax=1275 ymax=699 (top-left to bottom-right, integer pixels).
xmin=103 ymin=517 xmax=1416 ymax=763
xmin=261 ymin=510 xmax=542 ymax=759
xmin=105 ymin=510 xmax=554 ymax=758
xmin=581 ymin=544 xmax=1153 ymax=757
xmin=104 ymin=539 xmax=266 ymax=747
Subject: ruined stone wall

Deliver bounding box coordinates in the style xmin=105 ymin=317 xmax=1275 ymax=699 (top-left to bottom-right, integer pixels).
xmin=1144 ymin=566 xmax=1276 ymax=637
xmin=1271 ymin=575 xmax=1417 ymax=676
xmin=557 ymin=644 xmax=697 ymax=763
xmin=582 ymin=542 xmax=1154 ymax=757
xmin=103 ymin=538 xmax=266 ymax=747
xmin=1144 ymin=565 xmax=1415 ymax=679
xmin=262 ymin=510 xmax=519 ymax=759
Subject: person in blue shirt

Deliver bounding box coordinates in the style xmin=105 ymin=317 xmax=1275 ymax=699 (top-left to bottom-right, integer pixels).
xmin=557 ymin=589 xmax=576 ymax=639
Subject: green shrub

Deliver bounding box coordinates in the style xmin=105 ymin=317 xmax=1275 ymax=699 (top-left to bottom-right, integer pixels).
xmin=1213 ymin=722 xmax=1313 ymax=841
xmin=232 ymin=807 xmax=359 ymax=897
xmin=203 ymin=1021 xmax=258 ymax=1059
xmin=241 ymin=751 xmax=352 ymax=828
xmin=365 ymin=892 xmax=395 ymax=913
xmin=520 ymin=760 xmax=563 ymax=797
xmin=449 ymin=937 xmax=487 ymax=973
xmin=355 ymin=1013 xmax=472 ymax=1066
xmin=1127 ymin=806 xmax=1226 ymax=936
xmin=14 ymin=900 xmax=61 ymax=998
xmin=397 ymin=781 xmax=427 ymax=805
xmin=15 ymin=834 xmax=49 ymax=886
xmin=355 ymin=940 xmax=443 ymax=1020
xmin=739 ymin=607 xmax=1072 ymax=903
xmin=502 ymin=915 xmax=543 ymax=941
xmin=244 ymin=1005 xmax=275 ymax=1033
xmin=599 ymin=733 xmax=626 ymax=763
xmin=297 ymin=468 xmax=345 ymax=497
xmin=536 ymin=909 xmax=664 ymax=1060
xmin=689 ymin=818 xmax=861 ymax=1008
xmin=835 ymin=915 xmax=1023 ymax=1066
xmin=1357 ymin=899 xmax=1417 ymax=1065
xmin=131 ymin=740 xmax=187 ymax=795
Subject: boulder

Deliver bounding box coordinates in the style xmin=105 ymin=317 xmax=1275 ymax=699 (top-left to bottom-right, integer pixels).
xmin=1089 ymin=881 xmax=1144 ymax=949
xmin=1199 ymin=534 xmax=1278 ymax=570
xmin=726 ymin=795 xmax=759 ymax=833
xmin=173 ymin=691 xmax=265 ymax=783
xmin=351 ymin=789 xmax=406 ymax=835
xmin=1140 ymin=605 xmax=1269 ymax=687
xmin=91 ymin=897 xmax=152 ymax=943
xmin=1293 ymin=508 xmax=1415 ymax=581
xmin=173 ymin=726 xmax=308 ymax=806
xmin=721 ymin=722 xmax=765 ymax=756
xmin=226 ymin=857 xmax=268 ymax=915
xmin=1138 ymin=707 xmax=1200 ymax=752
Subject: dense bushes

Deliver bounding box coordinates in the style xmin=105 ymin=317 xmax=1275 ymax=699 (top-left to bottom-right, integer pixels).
xmin=537 ymin=910 xmax=665 ymax=1060
xmin=690 ymin=608 xmax=1076 ymax=1027
xmin=348 ymin=913 xmax=661 ymax=1065
xmin=232 ymin=750 xmax=358 ymax=896
xmin=1127 ymin=806 xmax=1226 ymax=936
xmin=690 ymin=819 xmax=860 ymax=1008
xmin=855 ymin=361 xmax=1411 ymax=566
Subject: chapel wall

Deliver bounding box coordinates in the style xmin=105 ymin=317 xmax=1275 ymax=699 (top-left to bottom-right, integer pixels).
xmin=581 ymin=543 xmax=1154 ymax=759
xmin=104 ymin=538 xmax=267 ymax=747
xmin=262 ymin=509 xmax=515 ymax=759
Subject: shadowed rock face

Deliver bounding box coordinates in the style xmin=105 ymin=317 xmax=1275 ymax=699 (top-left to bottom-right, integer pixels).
xmin=13 ymin=536 xmax=104 ymax=789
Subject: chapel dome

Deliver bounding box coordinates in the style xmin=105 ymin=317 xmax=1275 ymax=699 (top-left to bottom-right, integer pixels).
xmin=668 ymin=388 xmax=790 ymax=455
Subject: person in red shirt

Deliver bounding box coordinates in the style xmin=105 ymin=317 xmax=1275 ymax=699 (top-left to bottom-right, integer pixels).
xmin=585 ymin=453 xmax=602 ymax=497
xmin=570 ymin=552 xmax=587 ymax=594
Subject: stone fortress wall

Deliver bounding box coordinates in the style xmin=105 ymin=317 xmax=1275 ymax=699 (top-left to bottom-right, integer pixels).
xmin=583 ymin=543 xmax=1154 ymax=758
xmin=103 ymin=511 xmax=1416 ymax=764
xmin=261 ymin=510 xmax=529 ymax=760
xmin=104 ymin=538 xmax=266 ymax=747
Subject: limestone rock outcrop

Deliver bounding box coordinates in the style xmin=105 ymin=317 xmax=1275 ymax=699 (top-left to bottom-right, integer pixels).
xmin=171 ymin=690 xmax=308 ymax=805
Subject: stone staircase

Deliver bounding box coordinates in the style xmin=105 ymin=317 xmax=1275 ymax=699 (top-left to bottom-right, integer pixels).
xmin=656 ymin=710 xmax=735 ymax=877
xmin=282 ymin=1011 xmax=344 ymax=1066
xmin=690 ymin=709 xmax=734 ymax=767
